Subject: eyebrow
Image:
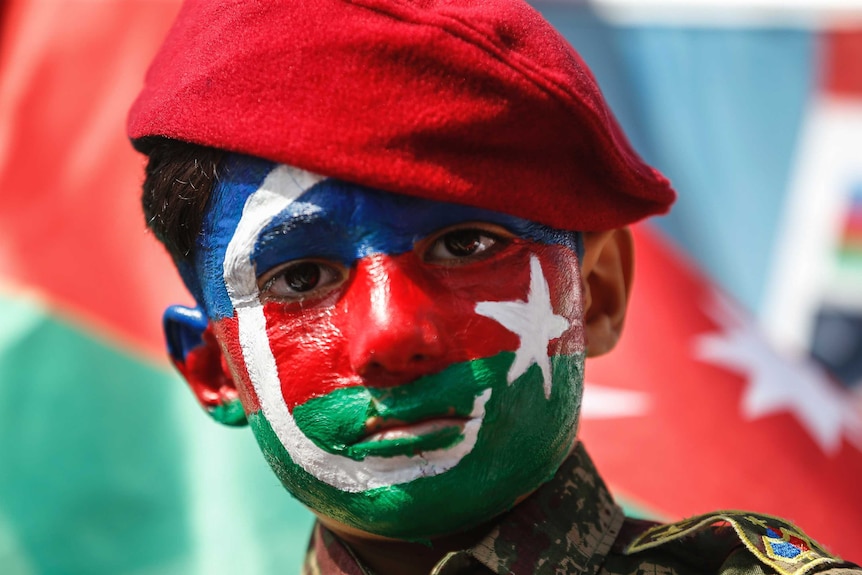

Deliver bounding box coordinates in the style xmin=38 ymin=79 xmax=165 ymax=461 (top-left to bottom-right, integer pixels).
xmin=251 ymin=210 xmax=359 ymax=276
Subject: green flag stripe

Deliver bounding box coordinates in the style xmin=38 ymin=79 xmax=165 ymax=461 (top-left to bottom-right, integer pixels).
xmin=0 ymin=292 xmax=314 ymax=574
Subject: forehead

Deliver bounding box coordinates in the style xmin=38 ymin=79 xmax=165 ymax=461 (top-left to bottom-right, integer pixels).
xmin=190 ymin=154 xmax=580 ymax=316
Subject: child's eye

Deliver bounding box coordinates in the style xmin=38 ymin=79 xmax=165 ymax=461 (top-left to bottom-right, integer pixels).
xmin=258 ymin=260 xmax=344 ymax=300
xmin=424 ymin=224 xmax=511 ymax=263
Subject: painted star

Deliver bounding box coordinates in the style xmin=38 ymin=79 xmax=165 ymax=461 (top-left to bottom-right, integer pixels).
xmin=696 ymin=290 xmax=862 ymax=455
xmin=475 ymin=255 xmax=571 ymax=398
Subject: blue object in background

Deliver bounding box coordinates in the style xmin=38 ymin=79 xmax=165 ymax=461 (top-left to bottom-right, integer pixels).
xmin=534 ymin=3 xmax=817 ymax=316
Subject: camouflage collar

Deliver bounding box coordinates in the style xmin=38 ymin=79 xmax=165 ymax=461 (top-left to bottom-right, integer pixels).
xmin=303 ymin=442 xmax=626 ymax=575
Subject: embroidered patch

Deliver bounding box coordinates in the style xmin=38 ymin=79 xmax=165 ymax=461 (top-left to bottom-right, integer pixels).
xmin=763 ymin=526 xmax=816 ymax=563
xmin=625 ymin=512 xmax=839 ymax=575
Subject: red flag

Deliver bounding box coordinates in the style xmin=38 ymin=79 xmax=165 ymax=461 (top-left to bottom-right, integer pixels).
xmin=0 ymin=0 xmax=185 ymax=360
xmin=582 ymin=225 xmax=862 ymax=561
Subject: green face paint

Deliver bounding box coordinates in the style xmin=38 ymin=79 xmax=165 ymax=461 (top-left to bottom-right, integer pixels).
xmin=209 ymin=397 xmax=248 ymax=427
xmin=249 ymin=352 xmax=584 ymax=540
xmin=202 ymin=166 xmax=587 ymax=540
xmin=293 ymin=356 xmax=500 ymax=461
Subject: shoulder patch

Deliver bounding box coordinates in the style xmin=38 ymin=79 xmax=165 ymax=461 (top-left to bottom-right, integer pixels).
xmin=624 ymin=511 xmax=841 ymax=575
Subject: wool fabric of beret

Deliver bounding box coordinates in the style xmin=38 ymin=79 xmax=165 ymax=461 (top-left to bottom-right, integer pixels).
xmin=128 ymin=0 xmax=676 ymax=231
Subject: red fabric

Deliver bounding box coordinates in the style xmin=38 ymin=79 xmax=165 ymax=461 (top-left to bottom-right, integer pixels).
xmin=0 ymin=0 xmax=186 ymax=360
xmin=127 ymin=0 xmax=675 ymax=233
xmin=823 ymin=30 xmax=862 ymax=98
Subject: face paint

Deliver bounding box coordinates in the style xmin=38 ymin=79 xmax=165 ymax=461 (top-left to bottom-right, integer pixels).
xmin=192 ymin=154 xmax=586 ymax=540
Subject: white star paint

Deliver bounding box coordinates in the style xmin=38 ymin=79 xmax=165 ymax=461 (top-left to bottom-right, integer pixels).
xmin=581 ymin=383 xmax=651 ymax=419
xmin=475 ymin=255 xmax=571 ymax=398
xmin=696 ymin=290 xmax=862 ymax=455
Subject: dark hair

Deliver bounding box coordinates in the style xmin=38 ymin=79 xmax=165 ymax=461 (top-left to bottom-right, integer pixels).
xmin=138 ymin=136 xmax=225 ymax=264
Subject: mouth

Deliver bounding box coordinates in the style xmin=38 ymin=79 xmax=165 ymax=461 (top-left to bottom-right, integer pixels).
xmin=347 ymin=416 xmax=469 ymax=459
xmin=362 ymin=416 xmax=467 ymax=442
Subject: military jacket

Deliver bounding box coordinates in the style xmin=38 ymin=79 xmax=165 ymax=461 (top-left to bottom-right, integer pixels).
xmin=302 ymin=443 xmax=860 ymax=575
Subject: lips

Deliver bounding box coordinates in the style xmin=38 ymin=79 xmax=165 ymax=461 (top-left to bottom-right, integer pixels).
xmin=346 ymin=416 xmax=468 ymax=459
xmin=290 ymin=357 xmax=501 ymax=461
xmin=361 ymin=416 xmax=467 ymax=443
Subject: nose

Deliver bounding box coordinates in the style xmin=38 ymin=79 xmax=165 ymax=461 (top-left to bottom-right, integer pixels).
xmin=346 ymin=256 xmax=448 ymax=385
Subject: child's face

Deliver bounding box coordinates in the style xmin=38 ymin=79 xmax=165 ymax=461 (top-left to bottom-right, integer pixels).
xmin=190 ymin=155 xmax=587 ymax=539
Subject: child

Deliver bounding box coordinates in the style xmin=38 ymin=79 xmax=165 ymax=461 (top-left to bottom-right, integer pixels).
xmin=128 ymin=1 xmax=860 ymax=573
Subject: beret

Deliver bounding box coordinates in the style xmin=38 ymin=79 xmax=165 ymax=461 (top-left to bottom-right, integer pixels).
xmin=128 ymin=0 xmax=675 ymax=231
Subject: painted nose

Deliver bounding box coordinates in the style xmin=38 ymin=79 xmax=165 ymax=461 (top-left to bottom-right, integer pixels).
xmin=346 ymin=256 xmax=447 ymax=385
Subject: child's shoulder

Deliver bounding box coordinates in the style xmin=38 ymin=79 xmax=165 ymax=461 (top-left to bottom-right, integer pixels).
xmin=609 ymin=511 xmax=860 ymax=575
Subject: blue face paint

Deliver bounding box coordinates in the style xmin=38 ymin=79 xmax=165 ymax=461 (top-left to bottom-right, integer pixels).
xmin=189 ymin=154 xmax=581 ymax=320
xmin=182 ymin=153 xmax=588 ymax=539
xmin=251 ymin=181 xmax=581 ymax=276
xmin=191 ymin=155 xmax=276 ymax=319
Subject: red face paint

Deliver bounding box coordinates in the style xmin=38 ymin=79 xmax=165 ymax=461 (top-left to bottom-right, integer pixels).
xmin=256 ymin=240 xmax=582 ymax=411
xmin=196 ymin=163 xmax=587 ymax=537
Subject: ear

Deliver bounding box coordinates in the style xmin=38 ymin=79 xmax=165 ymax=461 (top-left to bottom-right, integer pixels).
xmin=164 ymin=305 xmax=247 ymax=426
xmin=580 ymin=228 xmax=634 ymax=358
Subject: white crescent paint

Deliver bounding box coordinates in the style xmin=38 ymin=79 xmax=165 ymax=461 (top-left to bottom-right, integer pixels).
xmin=222 ymin=164 xmax=491 ymax=492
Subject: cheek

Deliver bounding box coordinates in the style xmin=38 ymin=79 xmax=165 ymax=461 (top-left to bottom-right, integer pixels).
xmin=214 ymin=307 xmax=357 ymax=414
xmin=438 ymin=243 xmax=583 ymax=354
xmin=211 ymin=317 xmax=262 ymax=414
xmin=542 ymin=247 xmax=585 ymax=356
xmin=263 ymin=304 xmax=355 ymax=410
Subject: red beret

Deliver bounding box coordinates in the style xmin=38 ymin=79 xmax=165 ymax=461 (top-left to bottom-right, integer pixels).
xmin=128 ymin=0 xmax=675 ymax=231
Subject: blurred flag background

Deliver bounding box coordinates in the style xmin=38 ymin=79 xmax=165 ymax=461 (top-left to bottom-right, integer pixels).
xmin=0 ymin=1 xmax=860 ymax=573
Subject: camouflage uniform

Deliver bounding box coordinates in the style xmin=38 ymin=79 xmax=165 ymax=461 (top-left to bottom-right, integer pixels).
xmin=302 ymin=443 xmax=861 ymax=575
